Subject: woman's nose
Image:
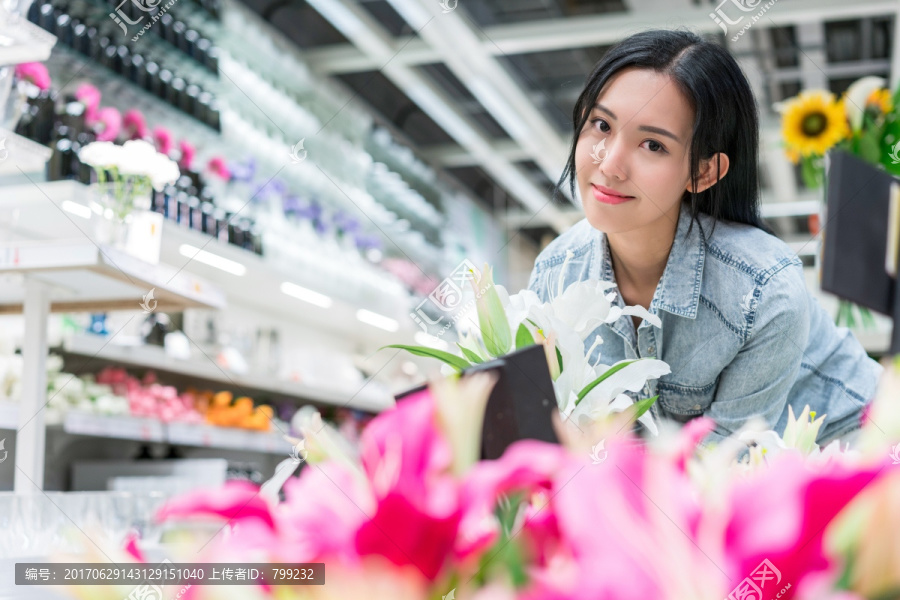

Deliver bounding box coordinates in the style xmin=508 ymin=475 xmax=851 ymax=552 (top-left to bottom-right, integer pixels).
xmin=597 ymin=136 xmax=627 ymax=181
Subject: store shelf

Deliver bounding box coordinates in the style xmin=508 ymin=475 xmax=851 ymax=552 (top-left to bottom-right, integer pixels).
xmin=0 ymin=239 xmax=226 ymax=314
xmin=1 ymin=180 xmax=417 ymax=341
xmin=62 ymin=334 xmax=394 ymax=413
xmin=1 ymin=401 xmax=292 ymax=453
xmin=167 ymin=421 xmax=289 ymax=453
xmin=0 ymin=16 xmax=56 ymax=66
xmin=0 ymin=130 xmax=53 ymax=176
xmin=63 ymin=410 xmax=165 ymax=442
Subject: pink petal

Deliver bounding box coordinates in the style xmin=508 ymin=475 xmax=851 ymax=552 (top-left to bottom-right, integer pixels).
xmin=153 ymin=126 xmax=174 ymax=156
xmin=355 ymin=487 xmax=460 ymax=581
xmin=123 ymin=109 xmax=148 ymax=140
xmin=14 ymin=62 xmax=51 ymax=91
xmin=94 ymin=107 xmax=122 ymax=142
xmin=75 ymin=83 xmax=102 ymax=122
xmin=179 ymin=139 xmax=196 ymax=170
xmin=722 ymin=455 xmax=888 ymax=596
xmin=156 ymin=480 xmax=275 ymax=530
xmin=280 ymin=461 xmax=372 ymax=562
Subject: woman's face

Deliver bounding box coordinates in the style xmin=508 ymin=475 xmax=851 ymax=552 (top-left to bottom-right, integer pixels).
xmin=575 ymin=67 xmax=697 ymax=235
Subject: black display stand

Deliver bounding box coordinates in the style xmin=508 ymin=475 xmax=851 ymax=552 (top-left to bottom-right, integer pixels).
xmin=821 ymin=150 xmax=900 ymax=353
xmin=395 ymin=344 xmax=559 ymax=460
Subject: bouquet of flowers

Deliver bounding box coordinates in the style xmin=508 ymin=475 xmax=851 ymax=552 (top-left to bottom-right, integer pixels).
xmin=59 ymin=356 xmax=900 ymax=600
xmin=779 ymin=76 xmax=900 ymax=328
xmin=779 ymin=75 xmax=900 ymax=187
xmin=386 ymin=257 xmax=671 ymax=435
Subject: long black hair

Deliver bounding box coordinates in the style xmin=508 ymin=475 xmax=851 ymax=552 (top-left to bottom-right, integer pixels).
xmin=557 ymin=29 xmax=771 ymax=237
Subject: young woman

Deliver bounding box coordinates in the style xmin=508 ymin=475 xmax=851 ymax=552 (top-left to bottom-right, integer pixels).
xmin=527 ymin=29 xmax=882 ymax=446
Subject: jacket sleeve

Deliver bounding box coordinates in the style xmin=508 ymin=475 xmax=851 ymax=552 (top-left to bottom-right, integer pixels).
xmin=700 ymin=263 xmax=810 ymax=447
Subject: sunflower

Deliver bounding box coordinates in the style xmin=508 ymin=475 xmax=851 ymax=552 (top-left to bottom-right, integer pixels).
xmin=781 ymin=90 xmax=849 ymax=157
xmin=865 ymin=88 xmax=893 ymax=114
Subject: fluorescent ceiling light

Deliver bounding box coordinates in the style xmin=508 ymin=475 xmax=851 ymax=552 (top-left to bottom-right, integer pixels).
xmin=61 ymin=200 xmax=91 ymax=219
xmin=356 ymin=308 xmax=399 ymax=332
xmin=178 ymin=244 xmax=247 ymax=276
xmin=280 ymin=281 xmax=333 ymax=308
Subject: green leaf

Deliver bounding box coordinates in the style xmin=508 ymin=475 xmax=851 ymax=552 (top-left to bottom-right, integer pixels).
xmin=515 ymin=323 xmax=535 ymax=349
xmin=457 ymin=344 xmax=484 ymax=364
xmin=800 ymin=156 xmax=823 ymax=189
xmin=555 ymin=346 xmax=563 ymax=374
xmin=858 ymin=126 xmax=883 ymax=164
xmin=574 ymin=359 xmax=642 ymax=406
xmin=629 ymin=395 xmax=659 ymax=421
xmin=381 ymin=344 xmax=470 ymax=372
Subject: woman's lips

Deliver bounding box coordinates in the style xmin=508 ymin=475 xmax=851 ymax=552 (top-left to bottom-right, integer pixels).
xmin=592 ymin=184 xmax=635 ymax=205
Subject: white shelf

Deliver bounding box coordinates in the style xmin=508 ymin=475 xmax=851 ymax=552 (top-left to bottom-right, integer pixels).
xmin=0 ymin=180 xmax=417 ymax=343
xmin=2 ymin=402 xmax=291 ymax=453
xmin=62 ymin=334 xmax=394 ymax=413
xmin=167 ymin=421 xmax=289 ymax=453
xmin=0 ymin=130 xmax=52 ymax=176
xmin=0 ymin=239 xmax=226 ymax=314
xmin=63 ymin=411 xmax=166 ymax=442
xmin=0 ymin=16 xmax=56 ymax=66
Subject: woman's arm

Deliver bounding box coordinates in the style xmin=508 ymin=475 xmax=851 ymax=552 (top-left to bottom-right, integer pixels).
xmin=700 ymin=264 xmax=811 ymax=446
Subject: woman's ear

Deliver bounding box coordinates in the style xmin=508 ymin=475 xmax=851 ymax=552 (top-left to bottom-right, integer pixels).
xmin=687 ymin=152 xmax=730 ymax=194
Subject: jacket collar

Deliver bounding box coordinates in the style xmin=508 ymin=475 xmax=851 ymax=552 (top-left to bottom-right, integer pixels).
xmin=596 ymin=202 xmax=706 ymax=320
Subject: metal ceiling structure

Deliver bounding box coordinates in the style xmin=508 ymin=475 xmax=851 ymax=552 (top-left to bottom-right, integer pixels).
xmin=240 ymin=0 xmax=900 ymax=246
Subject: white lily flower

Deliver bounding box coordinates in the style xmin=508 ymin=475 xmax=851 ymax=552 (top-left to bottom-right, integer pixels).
xmin=567 ymin=358 xmax=670 ymax=434
xmin=844 ymin=76 xmax=886 ymax=132
xmin=457 ymin=328 xmax=489 ymax=363
xmin=782 ymin=405 xmax=826 ymax=454
xmin=433 ymin=372 xmax=497 ymax=476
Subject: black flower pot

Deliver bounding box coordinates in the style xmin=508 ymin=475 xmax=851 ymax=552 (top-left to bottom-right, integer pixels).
xmin=821 ymin=149 xmax=900 ymax=350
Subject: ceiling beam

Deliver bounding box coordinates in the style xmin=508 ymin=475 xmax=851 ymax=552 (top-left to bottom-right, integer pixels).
xmin=420 ymin=140 xmax=532 ymax=167
xmin=380 ymin=0 xmax=569 ymax=187
xmin=303 ymin=0 xmax=899 ymax=74
xmin=304 ymin=0 xmax=573 ymax=233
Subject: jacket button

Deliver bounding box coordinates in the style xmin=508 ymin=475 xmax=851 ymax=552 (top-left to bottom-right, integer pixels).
xmin=647 ymin=345 xmax=655 ymax=354
xmin=693 ymin=404 xmax=702 ymax=410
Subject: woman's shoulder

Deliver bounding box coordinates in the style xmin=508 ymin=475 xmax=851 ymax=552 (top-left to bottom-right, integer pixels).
xmin=698 ymin=212 xmax=803 ymax=287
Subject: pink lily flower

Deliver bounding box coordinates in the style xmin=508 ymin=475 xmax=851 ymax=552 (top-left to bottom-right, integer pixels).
xmin=156 ymin=479 xmax=276 ymax=531
xmin=354 ymin=387 xmax=461 ymax=581
xmin=457 ymin=439 xmax=569 ymax=560
xmin=718 ymin=455 xmax=888 ymax=598
xmin=278 ymin=460 xmax=373 ymax=563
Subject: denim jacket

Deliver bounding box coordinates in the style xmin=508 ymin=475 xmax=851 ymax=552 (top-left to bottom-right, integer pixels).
xmin=527 ymin=202 xmax=883 ymax=445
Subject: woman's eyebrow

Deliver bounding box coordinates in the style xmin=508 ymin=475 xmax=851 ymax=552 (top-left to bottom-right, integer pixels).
xmin=593 ymin=103 xmax=682 ymax=144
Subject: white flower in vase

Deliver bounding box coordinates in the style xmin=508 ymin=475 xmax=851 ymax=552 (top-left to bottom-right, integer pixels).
xmin=79 ymin=140 xmax=179 ymax=231
xmin=388 ymin=253 xmax=672 ymax=436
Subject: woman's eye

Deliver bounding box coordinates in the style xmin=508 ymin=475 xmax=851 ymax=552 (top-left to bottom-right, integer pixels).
xmin=591 ymin=118 xmax=610 ymax=133
xmin=643 ymin=140 xmax=667 ymax=153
